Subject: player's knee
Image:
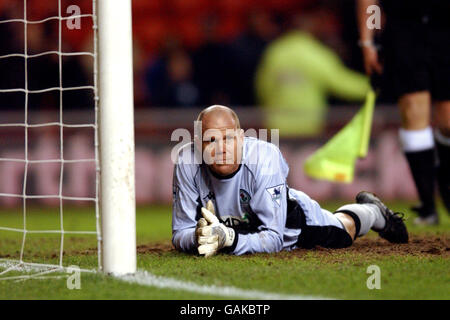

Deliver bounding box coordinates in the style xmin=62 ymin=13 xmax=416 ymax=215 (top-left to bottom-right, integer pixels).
xmin=334 ymin=212 xmax=357 ymax=241
xmin=398 ymin=93 xmax=430 ymax=129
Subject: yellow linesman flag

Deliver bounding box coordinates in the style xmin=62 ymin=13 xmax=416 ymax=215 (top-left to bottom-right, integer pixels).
xmin=304 ymin=89 xmax=376 ymax=183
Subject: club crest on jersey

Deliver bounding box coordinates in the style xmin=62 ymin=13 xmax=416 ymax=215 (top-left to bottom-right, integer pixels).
xmin=239 ymin=189 xmax=251 ymax=204
xmin=266 ymin=184 xmax=284 ymax=206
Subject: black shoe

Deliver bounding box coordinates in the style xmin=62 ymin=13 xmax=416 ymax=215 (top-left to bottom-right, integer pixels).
xmin=356 ymin=191 xmax=409 ymax=243
xmin=411 ymin=205 xmax=439 ymax=226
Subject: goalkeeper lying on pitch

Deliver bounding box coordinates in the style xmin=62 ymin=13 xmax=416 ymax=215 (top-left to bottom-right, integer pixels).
xmin=172 ymin=105 xmax=408 ymax=257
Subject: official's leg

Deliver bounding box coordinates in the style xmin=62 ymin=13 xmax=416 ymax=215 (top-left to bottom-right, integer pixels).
xmin=397 ymin=91 xmax=438 ymax=222
xmin=398 ymin=91 xmax=431 ymax=130
xmin=435 ymin=101 xmax=450 ymax=212
xmin=383 ymin=21 xmax=437 ymax=222
xmin=429 ymin=18 xmax=450 ymax=214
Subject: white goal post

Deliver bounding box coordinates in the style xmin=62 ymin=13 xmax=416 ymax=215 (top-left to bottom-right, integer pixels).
xmin=97 ymin=0 xmax=136 ymax=275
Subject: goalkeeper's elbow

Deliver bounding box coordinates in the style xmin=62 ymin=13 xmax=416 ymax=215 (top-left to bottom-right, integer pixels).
xmin=171 ymin=230 xmax=197 ymax=253
xmin=271 ymin=235 xmax=284 ymax=253
xmin=262 ymin=231 xmax=284 ymax=253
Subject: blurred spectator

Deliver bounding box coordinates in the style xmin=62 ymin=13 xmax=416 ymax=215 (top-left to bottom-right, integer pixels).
xmin=192 ymin=14 xmax=232 ymax=106
xmin=27 ymin=22 xmax=92 ymax=111
xmin=0 ymin=5 xmax=25 ymax=110
xmin=145 ymin=40 xmax=199 ymax=107
xmin=0 ymin=6 xmax=92 ymax=111
xmin=132 ymin=41 xmax=149 ymax=107
xmin=0 ymin=0 xmax=376 ymax=111
xmin=255 ymin=9 xmax=370 ymax=137
xmin=228 ymin=10 xmax=279 ymax=105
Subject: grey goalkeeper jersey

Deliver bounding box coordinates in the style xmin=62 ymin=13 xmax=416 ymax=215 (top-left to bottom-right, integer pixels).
xmin=172 ymin=137 xmax=302 ymax=255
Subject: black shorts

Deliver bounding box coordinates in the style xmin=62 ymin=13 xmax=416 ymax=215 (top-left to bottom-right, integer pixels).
xmin=376 ymin=18 xmax=450 ymax=101
xmin=296 ymin=224 xmax=353 ymax=249
xmin=286 ymin=195 xmax=353 ymax=250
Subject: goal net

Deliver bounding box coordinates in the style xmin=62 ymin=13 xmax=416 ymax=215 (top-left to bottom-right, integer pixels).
xmin=0 ymin=0 xmax=136 ymax=279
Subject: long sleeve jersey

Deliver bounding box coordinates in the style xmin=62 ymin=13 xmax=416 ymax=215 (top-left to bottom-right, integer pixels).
xmin=172 ymin=137 xmax=302 ymax=255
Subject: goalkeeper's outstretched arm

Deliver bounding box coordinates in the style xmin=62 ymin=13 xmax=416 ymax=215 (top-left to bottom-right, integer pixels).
xmin=172 ymin=162 xmax=199 ymax=253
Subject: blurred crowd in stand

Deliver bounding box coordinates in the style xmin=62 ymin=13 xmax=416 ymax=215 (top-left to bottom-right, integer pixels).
xmin=137 ymin=0 xmax=371 ymax=110
xmin=0 ymin=0 xmax=377 ymax=135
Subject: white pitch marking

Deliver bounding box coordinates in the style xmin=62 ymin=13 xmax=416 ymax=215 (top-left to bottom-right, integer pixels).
xmin=0 ymin=262 xmax=332 ymax=300
xmin=119 ymin=270 xmax=333 ymax=300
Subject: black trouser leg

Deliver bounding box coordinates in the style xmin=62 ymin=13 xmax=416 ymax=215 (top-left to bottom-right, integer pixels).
xmin=436 ymin=140 xmax=450 ymax=212
xmin=404 ymin=149 xmax=437 ymax=217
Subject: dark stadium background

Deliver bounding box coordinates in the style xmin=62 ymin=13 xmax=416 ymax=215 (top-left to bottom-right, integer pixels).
xmin=0 ymin=0 xmax=414 ymax=206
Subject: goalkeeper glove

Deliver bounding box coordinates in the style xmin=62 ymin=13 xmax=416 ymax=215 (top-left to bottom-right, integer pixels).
xmin=195 ymin=201 xmax=219 ymax=257
xmin=197 ymin=201 xmax=236 ymax=258
xmin=196 ymin=217 xmax=218 ymax=246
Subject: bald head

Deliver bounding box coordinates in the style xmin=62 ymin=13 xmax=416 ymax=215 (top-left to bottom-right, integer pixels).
xmin=195 ymin=105 xmax=244 ymax=176
xmin=197 ymin=105 xmax=240 ymax=131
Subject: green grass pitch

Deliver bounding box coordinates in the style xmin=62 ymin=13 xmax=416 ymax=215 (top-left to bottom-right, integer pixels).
xmin=0 ymin=202 xmax=448 ymax=300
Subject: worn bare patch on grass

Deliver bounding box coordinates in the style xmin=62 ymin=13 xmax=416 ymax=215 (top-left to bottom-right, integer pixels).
xmin=133 ymin=234 xmax=449 ymax=259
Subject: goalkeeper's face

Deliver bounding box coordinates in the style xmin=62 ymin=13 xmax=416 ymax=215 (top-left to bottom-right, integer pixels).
xmin=199 ymin=110 xmax=244 ymax=177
